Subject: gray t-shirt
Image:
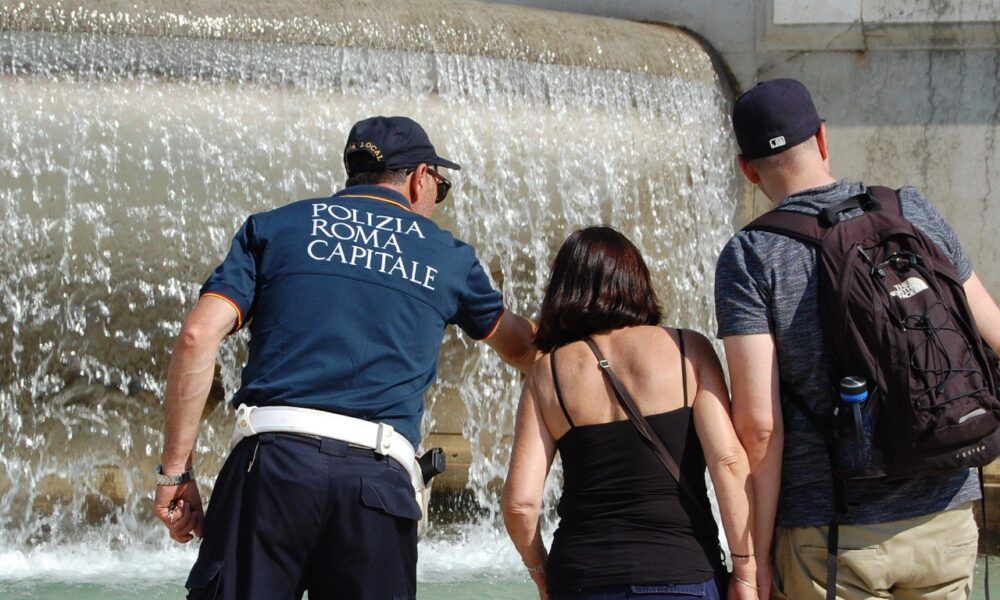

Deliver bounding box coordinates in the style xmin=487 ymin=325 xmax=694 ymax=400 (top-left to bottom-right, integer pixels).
xmin=714 ymin=179 xmax=980 ymax=528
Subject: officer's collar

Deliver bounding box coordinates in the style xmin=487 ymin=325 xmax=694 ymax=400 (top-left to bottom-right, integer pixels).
xmin=334 ymin=184 xmax=413 ymax=213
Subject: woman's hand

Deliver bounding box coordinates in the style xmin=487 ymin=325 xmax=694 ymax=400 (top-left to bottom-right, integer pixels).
xmin=530 ymin=569 xmax=548 ymax=600
xmin=728 ymin=559 xmax=759 ymax=600
xmin=728 ymin=576 xmax=758 ymax=600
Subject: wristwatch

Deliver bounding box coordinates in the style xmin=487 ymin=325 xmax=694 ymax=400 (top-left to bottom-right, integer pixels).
xmin=154 ymin=465 xmax=194 ymax=486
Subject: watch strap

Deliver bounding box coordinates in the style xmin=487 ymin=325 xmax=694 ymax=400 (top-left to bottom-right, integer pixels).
xmin=154 ymin=465 xmax=193 ymax=486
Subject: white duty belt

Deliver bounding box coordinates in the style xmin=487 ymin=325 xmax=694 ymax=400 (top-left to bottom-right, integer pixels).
xmin=229 ymin=404 xmax=427 ymax=519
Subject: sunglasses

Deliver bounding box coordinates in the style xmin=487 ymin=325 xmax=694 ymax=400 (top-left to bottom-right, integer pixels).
xmin=407 ymin=166 xmax=452 ymax=204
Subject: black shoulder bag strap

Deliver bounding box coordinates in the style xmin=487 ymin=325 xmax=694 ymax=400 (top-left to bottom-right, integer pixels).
xmin=582 ymin=338 xmax=722 ymax=549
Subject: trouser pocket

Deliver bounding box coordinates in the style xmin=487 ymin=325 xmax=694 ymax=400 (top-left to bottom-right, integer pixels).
xmin=359 ymin=467 xmax=422 ymax=521
xmin=185 ymin=560 xmax=223 ymax=600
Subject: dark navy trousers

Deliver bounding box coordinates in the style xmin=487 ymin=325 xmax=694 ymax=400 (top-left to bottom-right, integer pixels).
xmin=185 ymin=433 xmax=420 ymax=600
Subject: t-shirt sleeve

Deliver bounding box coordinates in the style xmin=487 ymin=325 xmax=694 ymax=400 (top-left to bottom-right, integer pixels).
xmin=715 ymin=234 xmax=773 ymax=338
xmin=451 ymin=257 xmax=505 ymax=340
xmin=898 ymin=186 xmax=973 ymax=282
xmin=200 ymin=216 xmax=259 ymax=331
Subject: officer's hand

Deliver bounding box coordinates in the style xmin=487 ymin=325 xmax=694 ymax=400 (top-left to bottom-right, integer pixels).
xmin=153 ymin=480 xmax=204 ymax=543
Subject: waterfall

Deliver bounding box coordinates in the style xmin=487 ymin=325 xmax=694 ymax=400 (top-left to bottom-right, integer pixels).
xmin=0 ymin=0 xmax=739 ymax=586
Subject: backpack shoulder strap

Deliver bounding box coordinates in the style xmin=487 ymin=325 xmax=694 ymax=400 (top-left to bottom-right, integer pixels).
xmin=743 ymin=208 xmax=824 ymax=245
xmin=866 ymin=185 xmax=903 ymax=217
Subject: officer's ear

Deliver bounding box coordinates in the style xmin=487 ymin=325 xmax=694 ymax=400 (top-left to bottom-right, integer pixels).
xmin=407 ymin=163 xmax=428 ymax=206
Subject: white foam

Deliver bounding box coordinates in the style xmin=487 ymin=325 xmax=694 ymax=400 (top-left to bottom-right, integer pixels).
xmin=417 ymin=524 xmax=526 ymax=583
xmin=0 ymin=526 xmax=527 ymax=584
xmin=0 ymin=545 xmax=197 ymax=583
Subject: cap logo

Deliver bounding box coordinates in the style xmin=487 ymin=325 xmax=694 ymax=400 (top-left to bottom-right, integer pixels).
xmin=345 ymin=141 xmax=384 ymax=161
xmin=769 ymin=136 xmax=786 ymax=149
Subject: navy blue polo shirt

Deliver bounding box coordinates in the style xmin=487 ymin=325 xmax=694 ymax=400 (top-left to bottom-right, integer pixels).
xmin=200 ymin=185 xmax=504 ymax=446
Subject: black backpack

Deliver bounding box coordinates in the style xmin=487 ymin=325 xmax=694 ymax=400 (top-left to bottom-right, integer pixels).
xmin=744 ymin=185 xmax=1000 ymax=599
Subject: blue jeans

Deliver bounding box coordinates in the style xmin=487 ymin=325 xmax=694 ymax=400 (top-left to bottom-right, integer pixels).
xmin=550 ymin=576 xmax=724 ymax=599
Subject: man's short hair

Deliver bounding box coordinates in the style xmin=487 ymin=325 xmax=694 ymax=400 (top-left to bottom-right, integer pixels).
xmin=345 ymin=168 xmax=407 ymax=188
xmin=748 ymin=137 xmax=815 ymax=172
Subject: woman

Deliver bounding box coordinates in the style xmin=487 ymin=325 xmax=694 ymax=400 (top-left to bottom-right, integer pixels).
xmin=502 ymin=227 xmax=757 ymax=600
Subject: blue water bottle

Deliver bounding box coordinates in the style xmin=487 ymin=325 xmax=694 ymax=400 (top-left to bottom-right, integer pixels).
xmin=838 ymin=376 xmax=872 ymax=470
xmin=840 ymin=377 xmax=868 ymax=446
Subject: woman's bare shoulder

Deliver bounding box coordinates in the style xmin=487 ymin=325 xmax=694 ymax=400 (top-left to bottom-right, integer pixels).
xmin=675 ymin=327 xmax=716 ymax=354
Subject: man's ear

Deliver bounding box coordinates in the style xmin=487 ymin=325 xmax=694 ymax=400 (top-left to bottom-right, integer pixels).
xmin=407 ymin=163 xmax=427 ymax=205
xmin=736 ymin=155 xmax=760 ymax=185
xmin=816 ymin=123 xmax=830 ymax=162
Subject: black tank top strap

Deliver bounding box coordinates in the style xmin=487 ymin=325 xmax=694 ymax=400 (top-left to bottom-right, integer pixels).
xmin=550 ymin=348 xmax=575 ymax=428
xmin=677 ymin=328 xmax=689 ymax=408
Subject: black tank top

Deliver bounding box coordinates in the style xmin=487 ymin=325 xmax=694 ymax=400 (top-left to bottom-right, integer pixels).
xmin=545 ymin=329 xmax=724 ymax=592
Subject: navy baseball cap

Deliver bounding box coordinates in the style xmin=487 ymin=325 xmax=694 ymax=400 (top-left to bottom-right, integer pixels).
xmin=732 ymin=78 xmax=823 ymax=159
xmin=344 ymin=116 xmax=460 ymax=177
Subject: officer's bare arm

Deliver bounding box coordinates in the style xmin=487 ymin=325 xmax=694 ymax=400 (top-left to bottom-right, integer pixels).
xmin=484 ymin=311 xmax=540 ymax=374
xmin=965 ymin=271 xmax=1000 ymax=354
xmin=725 ymin=333 xmax=782 ymax=599
xmin=160 ymin=295 xmax=238 ymax=473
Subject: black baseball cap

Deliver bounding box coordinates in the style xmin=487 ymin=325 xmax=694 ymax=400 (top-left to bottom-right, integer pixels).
xmin=344 ymin=116 xmax=460 ymax=177
xmin=732 ymin=78 xmax=823 ymax=159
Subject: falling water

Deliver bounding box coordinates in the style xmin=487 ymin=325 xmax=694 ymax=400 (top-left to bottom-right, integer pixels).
xmin=0 ymin=0 xmax=739 ymax=589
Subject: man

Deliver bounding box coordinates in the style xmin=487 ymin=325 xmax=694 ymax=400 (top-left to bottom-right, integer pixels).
xmin=152 ymin=116 xmax=539 ymax=599
xmin=715 ymin=78 xmax=1000 ymax=598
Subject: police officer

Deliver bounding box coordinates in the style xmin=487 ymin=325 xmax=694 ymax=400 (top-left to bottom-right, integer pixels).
xmin=152 ymin=116 xmax=539 ymax=599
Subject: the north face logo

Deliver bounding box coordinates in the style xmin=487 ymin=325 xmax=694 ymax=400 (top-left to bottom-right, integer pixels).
xmin=890 ymin=277 xmax=929 ymax=299
xmin=956 ymin=443 xmax=987 ymax=459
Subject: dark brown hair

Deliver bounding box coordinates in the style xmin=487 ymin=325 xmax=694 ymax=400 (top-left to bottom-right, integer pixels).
xmin=534 ymin=226 xmax=662 ymax=352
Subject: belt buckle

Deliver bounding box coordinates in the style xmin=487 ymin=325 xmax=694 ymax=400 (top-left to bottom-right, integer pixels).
xmin=236 ymin=404 xmax=257 ymax=436
xmin=374 ymin=422 xmax=394 ymax=455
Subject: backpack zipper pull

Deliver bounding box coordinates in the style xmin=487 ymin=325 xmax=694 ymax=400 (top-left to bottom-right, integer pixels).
xmin=857 ymin=244 xmax=874 ymax=265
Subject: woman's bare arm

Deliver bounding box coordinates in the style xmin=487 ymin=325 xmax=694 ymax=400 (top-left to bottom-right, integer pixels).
xmin=688 ymin=333 xmax=757 ymax=589
xmin=502 ymin=368 xmax=557 ymax=597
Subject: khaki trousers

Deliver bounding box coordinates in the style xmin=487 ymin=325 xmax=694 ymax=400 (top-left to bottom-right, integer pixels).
xmin=772 ymin=503 xmax=979 ymax=600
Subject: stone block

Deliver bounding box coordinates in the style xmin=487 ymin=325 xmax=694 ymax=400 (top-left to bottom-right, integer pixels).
xmin=0 ymin=462 xmax=10 ymax=501
xmin=760 ymin=0 xmax=865 ymax=51
xmin=95 ymin=465 xmax=127 ymax=504
xmin=424 ymin=433 xmax=472 ymax=492
xmin=82 ymin=465 xmax=127 ymax=524
xmin=83 ymin=494 xmax=119 ymax=525
xmin=773 ymin=0 xmax=861 ymax=25
xmin=424 ymin=387 xmax=470 ymax=435
xmin=31 ymin=474 xmax=73 ymax=517
xmin=862 ymin=0 xmax=1000 ymax=24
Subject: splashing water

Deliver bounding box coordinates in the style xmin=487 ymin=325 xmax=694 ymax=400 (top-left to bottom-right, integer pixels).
xmin=0 ymin=1 xmax=739 ymax=585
